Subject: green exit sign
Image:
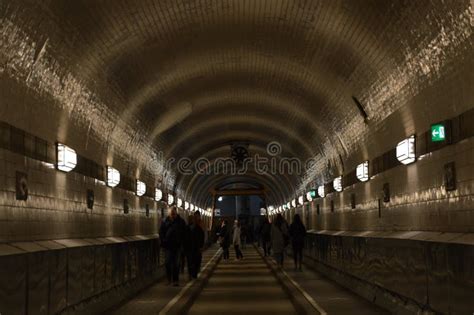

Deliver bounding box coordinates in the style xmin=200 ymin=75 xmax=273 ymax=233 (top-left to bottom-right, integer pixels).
xmin=431 ymin=124 xmax=446 ymax=142
xmin=309 ymin=190 xmax=317 ymax=198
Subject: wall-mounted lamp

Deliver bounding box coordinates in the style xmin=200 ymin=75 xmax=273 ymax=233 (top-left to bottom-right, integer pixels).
xmin=56 ymin=143 xmax=77 ymax=172
xmin=356 ymin=161 xmax=369 ymax=182
xmin=396 ymin=135 xmax=416 ymax=165
xmin=106 ymin=166 xmax=120 ymax=187
xmin=136 ymin=180 xmax=146 ymax=196
xmin=318 ymin=185 xmax=325 ymax=198
xmin=298 ymin=195 xmax=304 ymax=205
xmin=167 ymin=194 xmax=174 ymax=205
xmin=155 ymin=188 xmax=163 ymax=201
xmin=333 ymin=176 xmax=343 ymax=192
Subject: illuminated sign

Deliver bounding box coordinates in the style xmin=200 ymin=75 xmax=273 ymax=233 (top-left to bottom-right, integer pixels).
xmin=431 ymin=124 xmax=446 ymax=142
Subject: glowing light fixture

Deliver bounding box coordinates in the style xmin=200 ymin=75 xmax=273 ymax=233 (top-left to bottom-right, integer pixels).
xmin=287 ymin=202 xmax=291 ymax=209
xmin=56 ymin=143 xmax=77 ymax=172
xmin=306 ymin=192 xmax=313 ymax=202
xmin=333 ymin=176 xmax=343 ymax=192
xmin=291 ymin=199 xmax=297 ymax=208
xmin=356 ymin=161 xmax=369 ymax=182
xmin=218 ymin=196 xmax=223 ymax=202
xmin=177 ymin=198 xmax=183 ymax=208
xmin=318 ymin=185 xmax=325 ymax=198
xmin=167 ymin=194 xmax=174 ymax=205
xmin=190 ymin=204 xmax=194 ymax=211
xmin=106 ymin=166 xmax=120 ymax=187
xmin=136 ymin=180 xmax=146 ymax=196
xmin=396 ymin=136 xmax=416 ymax=165
xmin=185 ymin=201 xmax=190 ymax=210
xmin=155 ymin=188 xmax=163 ymax=201
xmin=298 ymin=195 xmax=304 ymax=205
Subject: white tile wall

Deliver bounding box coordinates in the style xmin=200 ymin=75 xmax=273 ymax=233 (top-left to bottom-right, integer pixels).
xmin=310 ymin=137 xmax=474 ymax=232
xmin=0 ymin=149 xmax=162 ymax=242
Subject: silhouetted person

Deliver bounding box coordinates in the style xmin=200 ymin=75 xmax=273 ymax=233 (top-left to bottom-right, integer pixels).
xmin=187 ymin=211 xmax=205 ymax=279
xmin=183 ymin=214 xmax=194 ymax=277
xmin=260 ymin=217 xmax=272 ymax=256
xmin=218 ymin=220 xmax=230 ymax=260
xmin=159 ymin=206 xmax=185 ymax=286
xmin=271 ymin=213 xmax=289 ymax=268
xmin=233 ymin=220 xmax=244 ymax=260
xmin=289 ymin=214 xmax=306 ymax=271
xmin=240 ymin=223 xmax=247 ymax=249
xmin=181 ymin=215 xmax=194 ymax=275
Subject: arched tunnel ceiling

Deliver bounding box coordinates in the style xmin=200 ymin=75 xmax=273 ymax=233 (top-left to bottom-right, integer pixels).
xmin=1 ymin=0 xmax=473 ymax=207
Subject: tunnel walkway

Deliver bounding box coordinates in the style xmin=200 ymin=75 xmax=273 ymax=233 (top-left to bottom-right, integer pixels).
xmin=108 ymin=245 xmax=389 ymax=314
xmin=267 ymin=250 xmax=389 ymax=315
xmin=106 ymin=246 xmax=220 ymax=315
xmin=187 ymin=246 xmax=298 ymax=315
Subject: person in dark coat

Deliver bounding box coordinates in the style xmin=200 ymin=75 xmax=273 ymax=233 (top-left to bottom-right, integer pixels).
xmin=289 ymin=214 xmax=307 ymax=271
xmin=159 ymin=206 xmax=186 ymax=286
xmin=271 ymin=213 xmax=289 ymax=268
xmin=260 ymin=217 xmax=272 ymax=257
xmin=218 ymin=219 xmax=230 ymax=261
xmin=186 ymin=211 xmax=205 ymax=279
xmin=232 ymin=220 xmax=244 ymax=260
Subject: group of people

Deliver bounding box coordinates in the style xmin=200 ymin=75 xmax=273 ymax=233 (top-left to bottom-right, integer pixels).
xmin=215 ymin=219 xmax=245 ymax=261
xmin=260 ymin=213 xmax=307 ymax=270
xmin=159 ymin=206 xmax=205 ymax=286
xmin=159 ymin=206 xmax=307 ymax=286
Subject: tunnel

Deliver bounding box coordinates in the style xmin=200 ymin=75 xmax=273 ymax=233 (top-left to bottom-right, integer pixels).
xmin=0 ymin=0 xmax=473 ymax=314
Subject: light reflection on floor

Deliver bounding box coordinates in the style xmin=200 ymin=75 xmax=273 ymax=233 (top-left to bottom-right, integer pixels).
xmin=188 ymin=247 xmax=298 ymax=315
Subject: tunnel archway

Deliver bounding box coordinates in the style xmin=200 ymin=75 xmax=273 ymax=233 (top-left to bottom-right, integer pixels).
xmin=0 ymin=1 xmax=473 ymax=314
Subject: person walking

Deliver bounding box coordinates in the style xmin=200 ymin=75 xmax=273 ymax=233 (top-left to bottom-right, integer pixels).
xmin=181 ymin=214 xmax=194 ymax=275
xmin=186 ymin=210 xmax=205 ymax=279
xmin=218 ymin=219 xmax=230 ymax=261
xmin=271 ymin=213 xmax=289 ymax=268
xmin=289 ymin=214 xmax=307 ymax=271
xmin=233 ymin=220 xmax=244 ymax=260
xmin=260 ymin=217 xmax=272 ymax=257
xmin=159 ymin=206 xmax=186 ymax=286
xmin=240 ymin=223 xmax=247 ymax=249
